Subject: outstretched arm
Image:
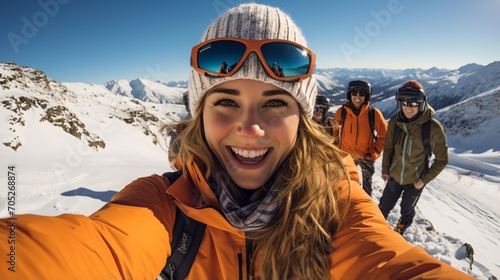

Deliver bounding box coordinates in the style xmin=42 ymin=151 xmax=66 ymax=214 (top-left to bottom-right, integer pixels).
xmin=0 ymin=175 xmax=174 ymax=279
xmin=330 ymin=175 xmax=473 ymax=279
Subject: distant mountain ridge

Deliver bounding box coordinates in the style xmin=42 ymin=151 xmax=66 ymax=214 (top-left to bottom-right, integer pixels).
xmin=1 ymin=60 xmax=499 ymax=154
xmin=104 ymin=78 xmax=186 ymax=104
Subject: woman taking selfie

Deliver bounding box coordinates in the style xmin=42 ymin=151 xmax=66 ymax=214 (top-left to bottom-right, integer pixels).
xmin=0 ymin=3 xmax=471 ymax=280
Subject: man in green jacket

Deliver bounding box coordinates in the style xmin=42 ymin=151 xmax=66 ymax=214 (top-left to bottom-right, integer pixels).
xmin=379 ymin=80 xmax=449 ymax=235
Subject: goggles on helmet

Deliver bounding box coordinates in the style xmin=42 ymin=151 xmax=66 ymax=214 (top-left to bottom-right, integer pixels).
xmin=190 ymin=38 xmax=316 ymax=82
xmin=347 ymin=80 xmax=371 ymax=93
xmin=396 ymin=86 xmax=425 ymax=103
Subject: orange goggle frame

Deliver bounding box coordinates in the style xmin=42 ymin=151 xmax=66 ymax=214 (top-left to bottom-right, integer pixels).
xmin=190 ymin=37 xmax=316 ymax=82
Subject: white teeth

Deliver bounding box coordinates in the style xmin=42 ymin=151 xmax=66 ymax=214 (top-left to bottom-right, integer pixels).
xmin=231 ymin=147 xmax=268 ymax=158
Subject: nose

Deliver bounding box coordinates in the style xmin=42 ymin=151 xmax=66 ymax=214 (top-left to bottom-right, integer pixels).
xmin=236 ymin=108 xmax=265 ymax=138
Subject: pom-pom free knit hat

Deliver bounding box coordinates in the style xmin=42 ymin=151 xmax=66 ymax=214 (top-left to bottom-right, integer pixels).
xmin=188 ymin=4 xmax=318 ymax=116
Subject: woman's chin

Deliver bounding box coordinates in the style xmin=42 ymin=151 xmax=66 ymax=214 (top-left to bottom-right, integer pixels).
xmin=229 ymin=173 xmax=267 ymax=190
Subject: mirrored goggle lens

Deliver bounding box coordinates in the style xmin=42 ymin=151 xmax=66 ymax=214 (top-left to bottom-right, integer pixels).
xmin=401 ymin=101 xmax=420 ymax=107
xmin=197 ymin=40 xmax=246 ymax=74
xmin=196 ymin=40 xmax=312 ymax=78
xmin=261 ymin=42 xmax=312 ymax=76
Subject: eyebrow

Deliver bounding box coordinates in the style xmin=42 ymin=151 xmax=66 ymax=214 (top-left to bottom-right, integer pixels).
xmin=208 ymin=88 xmax=290 ymax=97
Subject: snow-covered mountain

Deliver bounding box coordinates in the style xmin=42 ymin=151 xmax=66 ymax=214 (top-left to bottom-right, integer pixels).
xmin=1 ymin=59 xmax=498 ymax=180
xmin=104 ymin=78 xmax=187 ymax=104
xmin=1 ymin=61 xmax=499 ymax=279
xmin=1 ymin=62 xmax=188 ymax=153
xmin=435 ymin=87 xmax=500 ymax=153
xmin=1 ymin=59 xmax=498 ymax=178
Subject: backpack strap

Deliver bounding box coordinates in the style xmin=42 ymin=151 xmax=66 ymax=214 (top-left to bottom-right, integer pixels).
xmin=340 ymin=105 xmax=347 ymax=123
xmin=422 ymin=119 xmax=432 ymax=159
xmin=163 ymin=170 xmax=183 ymax=184
xmin=421 ymin=119 xmax=433 ymax=173
xmin=368 ymin=106 xmax=378 ymax=142
xmin=340 ymin=106 xmax=347 ymax=133
xmin=160 ymin=171 xmax=206 ymax=280
xmin=337 ymin=106 xmax=347 ymax=145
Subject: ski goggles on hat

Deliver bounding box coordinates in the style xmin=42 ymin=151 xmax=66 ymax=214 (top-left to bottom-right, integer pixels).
xmin=347 ymin=81 xmax=371 ymax=93
xmin=396 ymin=86 xmax=426 ymax=103
xmin=190 ymin=38 xmax=316 ymax=82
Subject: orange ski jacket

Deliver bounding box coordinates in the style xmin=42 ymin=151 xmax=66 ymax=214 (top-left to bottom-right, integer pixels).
xmin=0 ymin=156 xmax=472 ymax=279
xmin=333 ymin=102 xmax=388 ymax=161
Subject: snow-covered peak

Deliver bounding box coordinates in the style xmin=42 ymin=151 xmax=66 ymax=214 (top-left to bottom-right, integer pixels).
xmin=1 ymin=62 xmax=186 ymax=153
xmin=105 ymin=78 xmax=186 ymax=104
xmin=458 ymin=63 xmax=483 ymax=74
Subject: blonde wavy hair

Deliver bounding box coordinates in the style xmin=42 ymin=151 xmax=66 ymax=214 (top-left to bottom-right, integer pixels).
xmin=170 ymin=97 xmax=351 ymax=280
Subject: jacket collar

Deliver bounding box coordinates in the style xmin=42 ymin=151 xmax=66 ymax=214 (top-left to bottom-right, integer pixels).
xmin=167 ymin=157 xmax=220 ymax=209
xmin=167 ymin=157 xmax=242 ymax=234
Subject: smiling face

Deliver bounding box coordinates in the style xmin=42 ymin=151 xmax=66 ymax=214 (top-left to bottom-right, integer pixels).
xmin=312 ymin=106 xmax=325 ymax=123
xmin=350 ymin=90 xmax=366 ymax=109
xmin=401 ymin=102 xmax=420 ymax=119
xmin=202 ymin=79 xmax=301 ymax=189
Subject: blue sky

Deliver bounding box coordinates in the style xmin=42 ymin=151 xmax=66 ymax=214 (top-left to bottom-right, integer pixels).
xmin=1 ymin=0 xmax=499 ymax=84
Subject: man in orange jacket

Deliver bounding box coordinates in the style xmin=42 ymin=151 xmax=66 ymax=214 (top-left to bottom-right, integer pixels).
xmin=334 ymin=80 xmax=388 ymax=197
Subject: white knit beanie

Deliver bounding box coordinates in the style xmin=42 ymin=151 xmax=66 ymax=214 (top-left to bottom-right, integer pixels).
xmin=188 ymin=3 xmax=318 ymax=117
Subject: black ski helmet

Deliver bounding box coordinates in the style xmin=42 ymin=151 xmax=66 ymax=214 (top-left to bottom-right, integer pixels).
xmin=315 ymin=94 xmax=331 ymax=109
xmin=347 ymin=80 xmax=372 ymax=102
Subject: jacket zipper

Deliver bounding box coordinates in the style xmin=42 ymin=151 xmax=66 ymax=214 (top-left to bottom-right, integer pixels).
xmin=246 ymin=237 xmax=254 ymax=280
xmin=355 ymin=116 xmax=359 ymax=145
xmin=238 ymin=253 xmax=243 ymax=280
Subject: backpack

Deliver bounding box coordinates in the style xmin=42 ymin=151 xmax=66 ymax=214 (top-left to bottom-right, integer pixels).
xmin=159 ymin=170 xmax=206 ymax=280
xmin=340 ymin=105 xmax=378 ymax=142
xmin=392 ymin=119 xmax=433 ymax=171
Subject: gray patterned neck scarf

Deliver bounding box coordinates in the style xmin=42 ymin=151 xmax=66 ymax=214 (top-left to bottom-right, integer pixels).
xmin=208 ymin=177 xmax=280 ymax=232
